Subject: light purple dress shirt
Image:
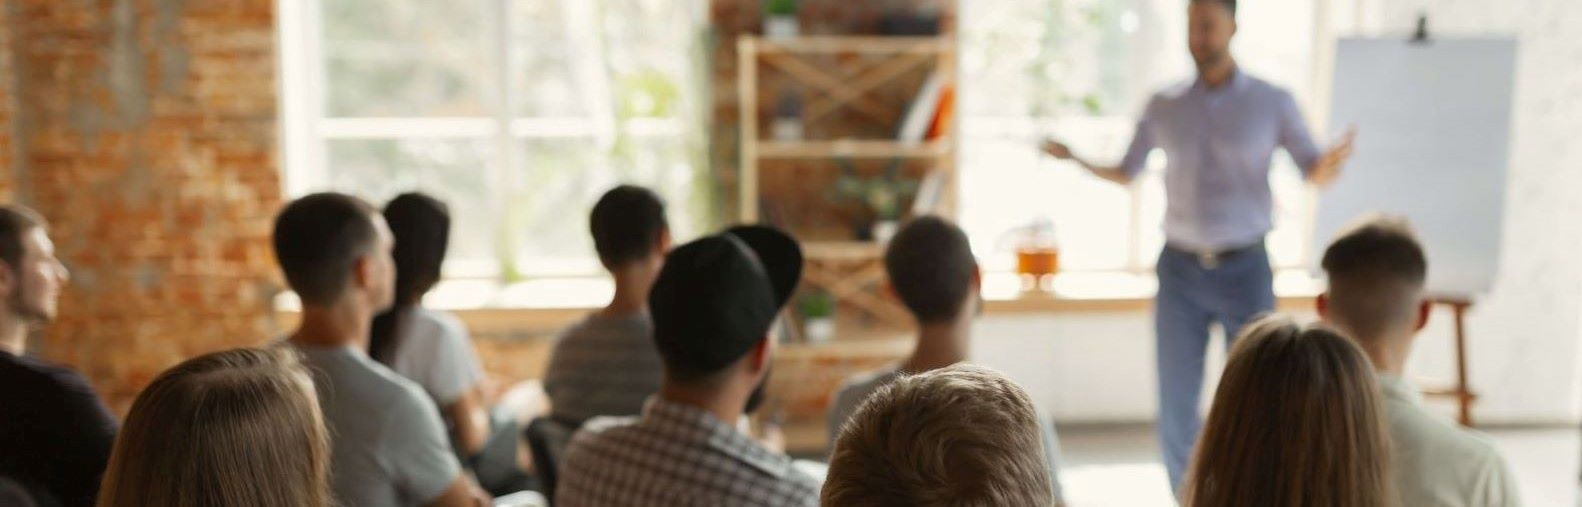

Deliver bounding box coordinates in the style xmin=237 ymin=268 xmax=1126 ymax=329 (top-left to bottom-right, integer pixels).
xmin=1121 ymin=69 xmax=1321 ymax=252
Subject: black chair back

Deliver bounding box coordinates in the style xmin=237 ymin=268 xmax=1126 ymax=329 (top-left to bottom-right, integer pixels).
xmin=523 ymin=417 xmax=578 ymax=505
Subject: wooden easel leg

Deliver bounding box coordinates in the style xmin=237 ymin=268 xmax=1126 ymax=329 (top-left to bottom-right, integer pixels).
xmin=1453 ymin=302 xmax=1473 ymax=427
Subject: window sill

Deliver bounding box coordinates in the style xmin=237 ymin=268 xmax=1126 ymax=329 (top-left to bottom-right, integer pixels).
xmin=274 ymin=269 xmax=1321 ymax=332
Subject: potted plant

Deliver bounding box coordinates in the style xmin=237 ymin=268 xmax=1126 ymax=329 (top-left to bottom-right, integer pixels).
xmin=799 ymin=290 xmax=837 ymax=344
xmin=771 ymin=90 xmax=803 ymax=141
xmin=764 ymin=0 xmax=799 ymax=40
xmin=834 ymin=160 xmax=918 ymax=243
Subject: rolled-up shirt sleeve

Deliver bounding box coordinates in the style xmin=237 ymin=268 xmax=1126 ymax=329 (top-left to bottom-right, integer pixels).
xmin=1277 ymin=91 xmax=1322 ymax=174
xmin=1119 ymin=97 xmax=1160 ymax=179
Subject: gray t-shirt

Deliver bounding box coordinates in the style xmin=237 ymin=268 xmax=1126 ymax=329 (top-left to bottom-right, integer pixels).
xmin=388 ymin=307 xmax=486 ymax=407
xmin=827 ymin=367 xmax=1067 ymax=503
xmin=293 ymin=343 xmax=462 ymax=506
xmin=543 ymin=312 xmax=664 ymax=425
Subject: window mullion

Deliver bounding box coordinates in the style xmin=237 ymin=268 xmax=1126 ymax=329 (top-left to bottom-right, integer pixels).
xmin=487 ymin=0 xmax=518 ymax=282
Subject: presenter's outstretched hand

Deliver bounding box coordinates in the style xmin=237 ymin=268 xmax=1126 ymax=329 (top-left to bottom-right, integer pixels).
xmin=1309 ymin=128 xmax=1357 ymax=188
xmin=1042 ymin=139 xmax=1076 ymax=160
xmin=1043 ymin=138 xmax=1132 ymax=185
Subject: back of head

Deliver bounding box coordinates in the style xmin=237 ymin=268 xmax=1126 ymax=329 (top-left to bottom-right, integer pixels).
xmin=272 ymin=193 xmax=379 ymax=307
xmin=1320 ymin=215 xmax=1428 ymax=343
xmin=369 ymin=193 xmax=451 ymax=363
xmin=884 ymin=216 xmax=977 ymax=325
xmin=823 ymin=364 xmax=1052 ymax=506
xmin=1185 ymin=316 xmax=1391 ymax=507
xmin=649 ymin=226 xmax=801 ymax=384
xmin=0 ymin=205 xmax=44 ymax=274
xmin=590 ymin=185 xmax=668 ymax=269
xmin=97 ymin=347 xmax=331 ymax=507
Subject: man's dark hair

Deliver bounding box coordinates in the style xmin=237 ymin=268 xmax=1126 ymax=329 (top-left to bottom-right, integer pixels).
xmin=885 ymin=216 xmax=977 ymax=324
xmin=1320 ymin=216 xmax=1428 ymax=341
xmin=590 ymin=185 xmax=668 ymax=268
xmin=272 ymin=193 xmax=380 ymax=306
xmin=1191 ymin=0 xmax=1237 ymax=16
xmin=0 ymin=205 xmax=45 ymax=273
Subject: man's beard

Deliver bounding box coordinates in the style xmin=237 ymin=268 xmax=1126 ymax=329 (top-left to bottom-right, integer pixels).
xmin=11 ymin=279 xmax=49 ymax=324
xmin=1194 ymin=48 xmax=1228 ymax=71
xmin=744 ymin=368 xmax=772 ymax=415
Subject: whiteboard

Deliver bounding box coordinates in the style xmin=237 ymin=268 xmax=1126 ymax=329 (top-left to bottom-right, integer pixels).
xmin=1313 ymin=37 xmax=1518 ymax=297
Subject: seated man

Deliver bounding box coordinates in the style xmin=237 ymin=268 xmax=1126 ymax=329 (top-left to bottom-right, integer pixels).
xmin=0 ymin=205 xmax=116 ymax=507
xmin=827 ymin=216 xmax=1065 ymax=502
xmin=1318 ymin=216 xmax=1521 ymax=506
xmin=824 ymin=364 xmax=1055 ymax=506
xmin=557 ymin=226 xmax=819 ymax=506
xmin=274 ymin=193 xmax=487 ymax=506
xmin=543 ymin=185 xmax=670 ymax=426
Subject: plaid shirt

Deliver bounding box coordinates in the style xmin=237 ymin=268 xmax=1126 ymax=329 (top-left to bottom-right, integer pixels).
xmin=557 ymin=397 xmax=821 ymax=506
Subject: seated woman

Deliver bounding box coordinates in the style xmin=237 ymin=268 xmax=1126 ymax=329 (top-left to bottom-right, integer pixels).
xmin=96 ymin=347 xmax=330 ymax=507
xmin=1184 ymin=315 xmax=1394 ymax=507
xmin=370 ymin=193 xmax=488 ymax=450
xmin=370 ymin=192 xmax=530 ymax=492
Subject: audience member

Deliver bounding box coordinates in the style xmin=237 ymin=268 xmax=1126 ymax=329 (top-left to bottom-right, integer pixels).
xmin=0 ymin=204 xmax=116 ymax=507
xmin=543 ymin=185 xmax=670 ymax=426
xmin=827 ymin=215 xmax=1065 ymax=501
xmin=274 ymin=192 xmax=486 ymax=506
xmin=1184 ymin=315 xmax=1393 ymax=507
xmin=823 ymin=364 xmax=1054 ymax=506
xmin=369 ymin=193 xmax=491 ymax=458
xmin=556 ymin=225 xmax=819 ymax=506
xmin=1319 ymin=216 xmax=1522 ymax=506
xmin=96 ymin=347 xmax=331 ymax=507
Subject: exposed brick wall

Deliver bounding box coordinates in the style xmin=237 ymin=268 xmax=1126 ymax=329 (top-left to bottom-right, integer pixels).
xmin=7 ymin=0 xmax=281 ymax=414
xmin=0 ymin=1 xmax=16 ymax=202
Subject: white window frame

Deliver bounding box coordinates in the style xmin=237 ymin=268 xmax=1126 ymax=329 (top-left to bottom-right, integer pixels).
xmin=278 ymin=0 xmax=690 ymax=281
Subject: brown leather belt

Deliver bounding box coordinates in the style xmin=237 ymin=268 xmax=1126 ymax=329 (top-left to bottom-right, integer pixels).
xmin=1166 ymin=241 xmax=1264 ymax=269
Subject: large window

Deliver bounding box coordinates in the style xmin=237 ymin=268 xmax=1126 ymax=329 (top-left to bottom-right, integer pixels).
xmin=959 ymin=0 xmax=1331 ymax=275
xmin=280 ymin=0 xmax=709 ymax=281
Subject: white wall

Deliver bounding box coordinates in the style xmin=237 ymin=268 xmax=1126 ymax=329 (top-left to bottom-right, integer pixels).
xmin=1379 ymin=0 xmax=1582 ymax=424
xmin=975 ymin=0 xmax=1582 ymax=426
xmin=974 ymin=306 xmax=1527 ymax=424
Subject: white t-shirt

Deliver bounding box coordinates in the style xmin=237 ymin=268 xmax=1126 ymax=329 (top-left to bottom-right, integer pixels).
xmin=1381 ymin=375 xmax=1523 ymax=506
xmin=389 ymin=307 xmax=487 ymax=407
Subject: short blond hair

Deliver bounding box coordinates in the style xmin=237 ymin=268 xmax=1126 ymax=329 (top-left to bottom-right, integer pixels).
xmin=98 ymin=346 xmax=332 ymax=507
xmin=823 ymin=364 xmax=1053 ymax=506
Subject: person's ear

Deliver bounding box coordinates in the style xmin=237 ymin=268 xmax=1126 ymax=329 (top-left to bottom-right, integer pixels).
xmin=747 ymin=337 xmax=772 ymax=374
xmin=0 ymin=262 xmax=14 ymax=299
xmin=1414 ymin=300 xmax=1432 ymax=333
xmin=1316 ymin=292 xmax=1331 ymax=321
xmin=971 ymin=264 xmax=983 ymax=291
xmin=658 ymin=229 xmax=673 ymax=254
xmin=352 ymin=254 xmax=376 ymax=291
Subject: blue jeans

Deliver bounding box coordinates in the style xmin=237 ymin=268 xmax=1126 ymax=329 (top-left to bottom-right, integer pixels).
xmin=1155 ymin=245 xmax=1274 ymax=492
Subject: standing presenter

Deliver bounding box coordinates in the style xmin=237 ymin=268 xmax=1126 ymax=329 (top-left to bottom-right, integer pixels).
xmin=1042 ymin=0 xmax=1355 ymax=492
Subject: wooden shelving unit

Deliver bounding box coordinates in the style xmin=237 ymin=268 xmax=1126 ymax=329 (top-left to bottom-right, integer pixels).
xmin=737 ymin=34 xmax=957 ymax=329
xmin=736 ymin=35 xmax=958 ymax=224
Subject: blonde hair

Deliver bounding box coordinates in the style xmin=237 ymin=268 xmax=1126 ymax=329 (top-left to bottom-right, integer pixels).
xmin=1184 ymin=315 xmax=1393 ymax=507
xmin=97 ymin=347 xmax=332 ymax=507
xmin=823 ymin=364 xmax=1053 ymax=506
